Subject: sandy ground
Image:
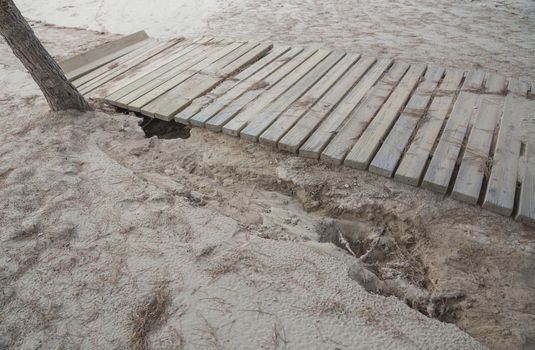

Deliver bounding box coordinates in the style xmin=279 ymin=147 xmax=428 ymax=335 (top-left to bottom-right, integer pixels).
xmin=15 ymin=0 xmax=535 ymax=81
xmin=1 ymin=1 xmax=534 ymax=349
xmin=0 ymin=23 xmax=534 ymax=350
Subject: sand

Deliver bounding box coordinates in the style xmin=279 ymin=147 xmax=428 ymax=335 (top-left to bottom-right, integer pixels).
xmin=15 ymin=0 xmax=535 ymax=81
xmin=1 ymin=1 xmax=535 ymax=349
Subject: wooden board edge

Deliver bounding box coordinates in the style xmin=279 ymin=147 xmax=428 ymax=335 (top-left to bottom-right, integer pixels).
xmin=60 ymin=31 xmax=151 ymax=74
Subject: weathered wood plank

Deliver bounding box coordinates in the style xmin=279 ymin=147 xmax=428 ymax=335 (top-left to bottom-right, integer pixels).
xmin=368 ymin=93 xmax=435 ymax=176
xmin=437 ymin=69 xmax=464 ymax=93
xmin=451 ymin=95 xmax=505 ymax=204
xmin=129 ymin=41 xmax=244 ymax=113
xmin=462 ymin=69 xmax=486 ymax=91
xmin=77 ymin=39 xmax=169 ymax=91
xmin=286 ymin=58 xmax=392 ymax=159
xmin=393 ymin=97 xmax=455 ymax=185
xmin=72 ymin=38 xmax=159 ymax=88
xmin=190 ymin=47 xmax=304 ymax=129
xmin=517 ymin=142 xmax=535 ymax=226
xmin=344 ymin=64 xmax=427 ymax=170
xmin=451 ymin=75 xmax=508 ymax=204
xmin=422 ymin=74 xmax=485 ymax=193
xmin=204 ymin=42 xmax=272 ymax=76
xmin=369 ymin=113 xmax=421 ymax=177
xmin=258 ymin=55 xmax=367 ymax=147
xmin=508 ymin=79 xmax=530 ymax=95
xmin=79 ymin=39 xmax=182 ymax=95
xmin=320 ymin=61 xmax=408 ymax=165
xmin=239 ymin=51 xmax=349 ymax=142
xmin=62 ymin=31 xmax=150 ymax=80
xmin=222 ymin=49 xmax=332 ymax=136
xmin=107 ymin=38 xmax=223 ymax=108
xmin=394 ymin=68 xmax=464 ymax=185
xmin=484 ymin=73 xmax=507 ymax=94
xmin=279 ymin=58 xmax=389 ymax=155
xmin=146 ymin=42 xmax=273 ymax=121
xmin=175 ymin=46 xmax=291 ymax=125
xmin=368 ymin=66 xmax=444 ymax=177
xmin=205 ymin=48 xmax=315 ymax=132
xmin=88 ymin=38 xmax=202 ymax=99
xmin=483 ymin=80 xmax=530 ymax=215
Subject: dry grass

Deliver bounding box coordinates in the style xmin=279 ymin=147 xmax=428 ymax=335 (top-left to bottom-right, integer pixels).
xmin=272 ymin=319 xmax=288 ymax=349
xmin=195 ymin=244 xmax=217 ymax=260
xmin=130 ymin=286 xmax=170 ymax=350
xmin=205 ymin=244 xmax=266 ymax=281
xmin=196 ymin=313 xmax=221 ymax=349
xmin=308 ymin=299 xmax=347 ymax=316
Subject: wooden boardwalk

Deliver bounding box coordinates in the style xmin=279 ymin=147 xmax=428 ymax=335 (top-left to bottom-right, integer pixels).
xmin=62 ymin=32 xmax=535 ymax=227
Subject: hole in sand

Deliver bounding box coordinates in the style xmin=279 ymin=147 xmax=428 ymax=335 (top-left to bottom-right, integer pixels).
xmin=115 ymin=108 xmax=191 ymax=139
xmin=138 ymin=114 xmax=190 ymax=140
xmin=316 ymin=214 xmax=464 ymax=323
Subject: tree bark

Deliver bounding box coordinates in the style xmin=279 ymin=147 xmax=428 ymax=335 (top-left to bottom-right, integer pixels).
xmin=0 ymin=0 xmax=92 ymax=112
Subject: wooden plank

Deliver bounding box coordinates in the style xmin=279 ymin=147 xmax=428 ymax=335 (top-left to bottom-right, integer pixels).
xmin=105 ymin=37 xmax=215 ymax=103
xmin=72 ymin=38 xmax=159 ymax=88
xmin=62 ymin=31 xmax=150 ymax=80
xmin=286 ymin=58 xmax=392 ymax=159
xmin=344 ymin=64 xmax=427 ymax=170
xmin=421 ymin=76 xmax=485 ymax=193
xmin=369 ymin=109 xmax=423 ymax=177
xmin=203 ymin=42 xmax=272 ymax=76
xmin=88 ymin=38 xmax=204 ymax=99
xmin=106 ymin=38 xmax=224 ymax=108
xmin=483 ymin=80 xmax=530 ymax=215
xmin=261 ymin=56 xmax=375 ymax=149
xmin=368 ymin=66 xmax=444 ymax=177
xmin=320 ymin=61 xmax=408 ymax=165
xmin=222 ymin=49 xmax=332 ymax=136
xmin=394 ymin=69 xmax=464 ymax=185
xmin=451 ymin=75 xmax=508 ymax=204
xmin=394 ymin=97 xmax=455 ymax=185
xmin=128 ymin=41 xmax=245 ymax=113
xmin=422 ymin=65 xmax=446 ymax=85
xmin=79 ymin=39 xmax=182 ymax=95
xmin=508 ymin=79 xmax=530 ymax=95
xmin=147 ymin=42 xmax=273 ymax=121
xmin=451 ymin=95 xmax=505 ymax=204
xmin=437 ymin=69 xmax=464 ymax=93
xmin=517 ymin=142 xmax=535 ymax=226
xmin=78 ymin=39 xmax=176 ymax=94
xmin=279 ymin=58 xmax=390 ymax=155
xmin=239 ymin=51 xmax=349 ymax=142
xmin=484 ymin=73 xmax=507 ymax=94
xmin=202 ymin=47 xmax=311 ymax=131
xmin=175 ymin=46 xmax=291 ymax=125
xmin=462 ymin=69 xmax=486 ymax=91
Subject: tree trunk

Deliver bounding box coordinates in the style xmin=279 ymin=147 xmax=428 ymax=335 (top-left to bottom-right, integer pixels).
xmin=0 ymin=0 xmax=92 ymax=112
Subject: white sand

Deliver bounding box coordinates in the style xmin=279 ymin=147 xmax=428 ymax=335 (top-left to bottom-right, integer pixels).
xmin=15 ymin=0 xmax=535 ymax=80
xmin=1 ymin=2 xmax=535 ymax=349
xmin=15 ymin=0 xmax=231 ymax=37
